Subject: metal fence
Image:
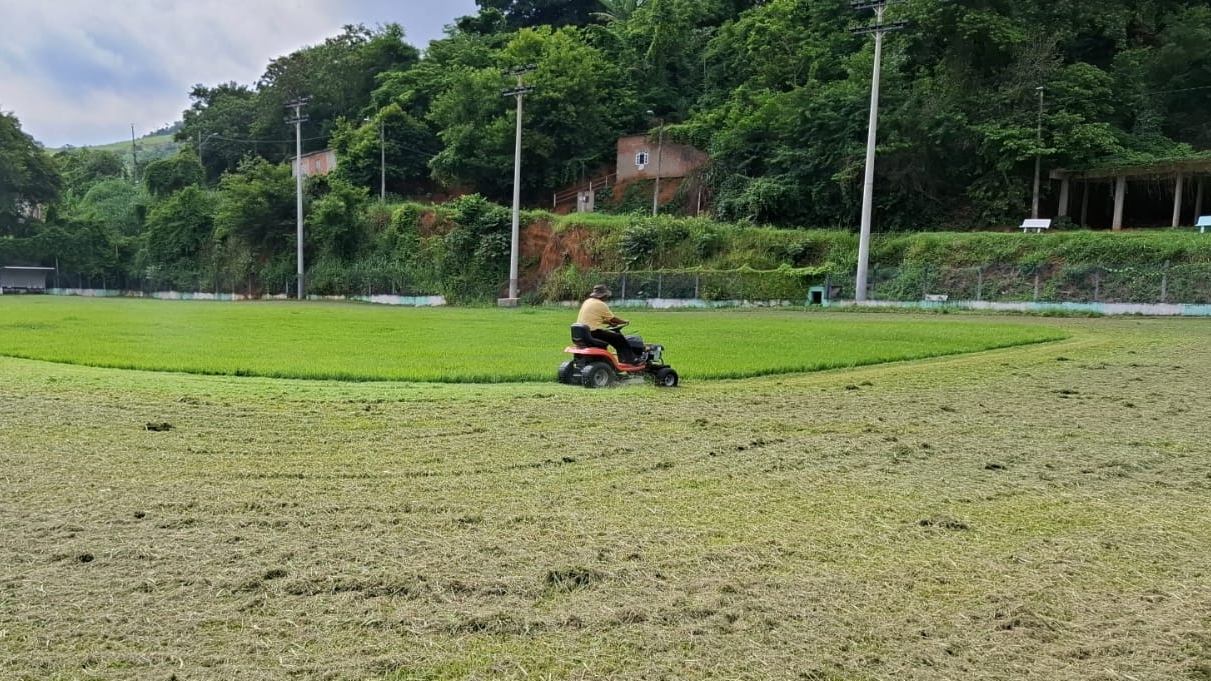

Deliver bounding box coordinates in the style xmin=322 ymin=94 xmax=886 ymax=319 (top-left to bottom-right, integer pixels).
xmin=39 ymin=263 xmax=1211 ymax=306
xmin=562 ymin=263 xmax=1211 ymax=306
xmin=835 ymin=263 xmax=1211 ymax=305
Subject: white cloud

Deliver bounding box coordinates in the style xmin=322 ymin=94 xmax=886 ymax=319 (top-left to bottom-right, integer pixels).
xmin=0 ymin=0 xmax=477 ymax=147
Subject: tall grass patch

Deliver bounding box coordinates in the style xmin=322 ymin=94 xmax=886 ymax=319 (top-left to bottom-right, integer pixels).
xmin=0 ymin=297 xmax=1066 ymax=382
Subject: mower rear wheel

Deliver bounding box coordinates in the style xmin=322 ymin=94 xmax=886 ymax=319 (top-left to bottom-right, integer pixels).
xmin=557 ymin=361 xmax=575 ymax=385
xmin=582 ymin=362 xmax=615 ymax=389
xmin=654 ymin=367 xmax=679 ymax=387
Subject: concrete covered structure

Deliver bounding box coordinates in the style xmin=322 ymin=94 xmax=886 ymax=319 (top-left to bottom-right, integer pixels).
xmin=1051 ymin=158 xmax=1211 ymax=231
xmin=291 ymin=148 xmax=337 ymax=178
xmin=616 ymin=134 xmax=708 ymax=184
xmin=1 ymin=266 xmax=55 ymax=292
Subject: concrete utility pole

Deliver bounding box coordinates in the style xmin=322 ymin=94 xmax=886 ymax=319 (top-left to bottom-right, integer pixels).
xmin=286 ymin=98 xmax=310 ymax=300
xmin=851 ymin=1 xmax=907 ymax=303
xmin=1032 ymin=86 xmax=1045 ymax=219
xmin=646 ymin=111 xmax=665 ymax=216
xmin=499 ymin=65 xmax=536 ymax=307
xmin=130 ymin=125 xmax=139 ymax=185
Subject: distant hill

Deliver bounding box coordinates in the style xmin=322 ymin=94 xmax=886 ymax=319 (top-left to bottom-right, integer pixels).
xmin=53 ymin=132 xmax=182 ymax=172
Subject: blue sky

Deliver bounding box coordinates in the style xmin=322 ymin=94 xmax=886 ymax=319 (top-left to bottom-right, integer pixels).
xmin=0 ymin=0 xmax=480 ymax=148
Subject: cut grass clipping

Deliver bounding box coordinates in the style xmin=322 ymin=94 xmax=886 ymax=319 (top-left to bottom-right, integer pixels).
xmin=0 ymin=297 xmax=1067 ymax=382
xmin=1 ymin=317 xmax=1209 ymax=681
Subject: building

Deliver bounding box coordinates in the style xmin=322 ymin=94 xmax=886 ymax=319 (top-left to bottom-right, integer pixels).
xmin=615 ymin=134 xmax=708 ymax=184
xmin=0 ymin=266 xmax=55 ymax=293
xmin=292 ymin=149 xmax=337 ymax=178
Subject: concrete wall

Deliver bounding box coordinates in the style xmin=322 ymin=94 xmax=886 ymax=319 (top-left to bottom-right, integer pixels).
xmin=292 ymin=149 xmax=337 ymax=178
xmin=616 ymin=135 xmax=707 ymax=183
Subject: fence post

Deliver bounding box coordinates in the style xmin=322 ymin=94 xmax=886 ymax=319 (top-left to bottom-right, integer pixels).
xmin=921 ymin=265 xmax=930 ymax=300
xmin=1033 ymin=267 xmax=1040 ymax=302
xmin=1160 ymin=261 xmax=1169 ymax=304
xmin=870 ymin=265 xmax=877 ymax=301
xmin=694 ymin=275 xmax=700 ymax=299
xmin=976 ymin=266 xmax=984 ymax=302
xmin=621 ymin=274 xmax=627 ymax=300
xmin=1093 ymin=268 xmax=1101 ymax=302
xmin=657 ymin=272 xmax=663 ymax=299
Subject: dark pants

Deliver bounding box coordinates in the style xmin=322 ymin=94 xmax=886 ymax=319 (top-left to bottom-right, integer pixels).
xmin=591 ymin=328 xmax=638 ymax=364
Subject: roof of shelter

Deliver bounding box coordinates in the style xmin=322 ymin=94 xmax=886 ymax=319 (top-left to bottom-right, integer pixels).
xmin=1051 ymin=155 xmax=1211 ymax=181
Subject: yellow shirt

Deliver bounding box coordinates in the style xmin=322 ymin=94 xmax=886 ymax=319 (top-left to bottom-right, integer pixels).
xmin=576 ymin=298 xmax=615 ymax=330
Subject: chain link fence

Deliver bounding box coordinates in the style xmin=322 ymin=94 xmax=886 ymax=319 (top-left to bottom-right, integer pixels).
xmin=555 ymin=263 xmax=1211 ymax=306
xmin=36 ymin=263 xmax=1211 ymax=306
xmin=830 ymin=263 xmax=1211 ymax=305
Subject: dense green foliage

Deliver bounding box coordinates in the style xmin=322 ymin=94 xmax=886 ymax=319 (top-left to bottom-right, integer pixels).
xmin=3 ymin=1 xmax=1210 ymax=299
xmin=0 ymin=297 xmax=1065 ymax=382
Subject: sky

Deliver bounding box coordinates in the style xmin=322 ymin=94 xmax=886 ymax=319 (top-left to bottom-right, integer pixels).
xmin=0 ymin=0 xmax=480 ymax=148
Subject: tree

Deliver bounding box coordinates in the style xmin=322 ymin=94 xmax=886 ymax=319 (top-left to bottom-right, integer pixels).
xmin=177 ymin=82 xmax=260 ymax=181
xmin=54 ymin=148 xmax=127 ymax=198
xmin=143 ymin=152 xmax=205 ymax=199
xmin=474 ymin=0 xmax=600 ymax=28
xmin=212 ymin=157 xmax=296 ymax=258
xmin=429 ymin=26 xmax=636 ymax=201
xmin=139 ymin=185 xmax=215 ymax=288
xmin=0 ymin=111 xmax=61 ymax=237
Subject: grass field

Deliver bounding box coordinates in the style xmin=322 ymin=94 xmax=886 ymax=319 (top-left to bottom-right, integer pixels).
xmin=0 ymin=297 xmax=1066 ymax=382
xmin=1 ymin=306 xmax=1209 ymax=681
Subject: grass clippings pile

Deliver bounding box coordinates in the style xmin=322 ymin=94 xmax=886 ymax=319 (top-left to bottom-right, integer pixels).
xmin=0 ymin=314 xmax=1208 ymax=680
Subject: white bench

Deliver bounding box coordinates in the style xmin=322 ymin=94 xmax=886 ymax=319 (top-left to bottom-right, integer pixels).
xmin=1020 ymin=218 xmax=1051 ymax=233
xmin=1197 ymin=216 xmax=1211 ymax=234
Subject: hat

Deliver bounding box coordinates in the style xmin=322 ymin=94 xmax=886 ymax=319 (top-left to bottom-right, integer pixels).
xmin=589 ymin=284 xmax=611 ymax=299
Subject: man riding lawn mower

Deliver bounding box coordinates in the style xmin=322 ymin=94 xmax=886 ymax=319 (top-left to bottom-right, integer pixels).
xmin=557 ymin=284 xmax=679 ymax=388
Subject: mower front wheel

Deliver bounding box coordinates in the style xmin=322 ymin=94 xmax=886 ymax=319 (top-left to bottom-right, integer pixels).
xmin=557 ymin=361 xmax=575 ymax=385
xmin=582 ymin=362 xmax=615 ymax=389
xmin=654 ymin=367 xmax=679 ymax=387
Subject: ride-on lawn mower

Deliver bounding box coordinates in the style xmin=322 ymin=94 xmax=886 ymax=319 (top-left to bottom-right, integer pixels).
xmin=558 ymin=323 xmax=679 ymax=388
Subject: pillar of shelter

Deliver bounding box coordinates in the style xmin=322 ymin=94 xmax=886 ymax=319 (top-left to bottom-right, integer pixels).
xmin=1112 ymin=176 xmax=1127 ymax=231
xmin=1080 ymin=180 xmax=1090 ymax=226
xmin=1058 ymin=176 xmax=1071 ymax=217
xmin=1196 ymin=177 xmax=1205 ymax=220
xmin=1172 ymin=174 xmax=1185 ymax=227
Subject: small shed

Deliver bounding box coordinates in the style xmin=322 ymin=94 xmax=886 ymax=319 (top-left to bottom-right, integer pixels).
xmin=1 ymin=266 xmax=55 ymax=292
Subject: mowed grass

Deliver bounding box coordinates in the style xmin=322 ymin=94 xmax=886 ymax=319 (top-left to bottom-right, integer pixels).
xmin=0 ymin=296 xmax=1068 ymax=382
xmin=1 ymin=315 xmax=1208 ymax=681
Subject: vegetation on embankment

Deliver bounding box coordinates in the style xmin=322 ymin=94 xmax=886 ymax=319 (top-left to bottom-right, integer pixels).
xmin=540 ymin=210 xmax=1211 ymax=275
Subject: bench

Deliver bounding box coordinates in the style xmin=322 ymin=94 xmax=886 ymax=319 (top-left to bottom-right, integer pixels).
xmin=1020 ymin=218 xmax=1051 ymax=233
xmin=1197 ymin=216 xmax=1211 ymax=234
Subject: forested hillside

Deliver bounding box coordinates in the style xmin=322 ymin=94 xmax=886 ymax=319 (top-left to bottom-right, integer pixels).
xmin=3 ymin=0 xmax=1210 ymax=299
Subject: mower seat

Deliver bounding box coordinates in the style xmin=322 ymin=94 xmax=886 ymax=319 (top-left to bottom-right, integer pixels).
xmin=570 ymin=323 xmax=609 ymax=349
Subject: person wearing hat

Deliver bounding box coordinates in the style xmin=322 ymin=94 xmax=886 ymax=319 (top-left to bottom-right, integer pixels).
xmin=576 ymin=284 xmax=640 ymax=365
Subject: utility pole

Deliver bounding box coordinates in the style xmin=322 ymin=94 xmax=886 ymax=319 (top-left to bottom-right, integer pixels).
xmin=646 ymin=111 xmax=665 ymax=216
xmin=1032 ymin=86 xmax=1045 ymax=219
xmin=130 ymin=125 xmax=139 ymax=184
xmin=499 ymin=64 xmax=536 ymax=307
xmin=286 ymin=98 xmax=310 ymax=300
xmin=851 ymin=1 xmax=907 ymax=303
xmin=197 ymin=132 xmax=219 ymax=172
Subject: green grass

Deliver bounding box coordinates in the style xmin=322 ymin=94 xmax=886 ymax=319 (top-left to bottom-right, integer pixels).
xmin=1 ymin=315 xmax=1208 ymax=680
xmin=0 ymin=296 xmax=1068 ymax=382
